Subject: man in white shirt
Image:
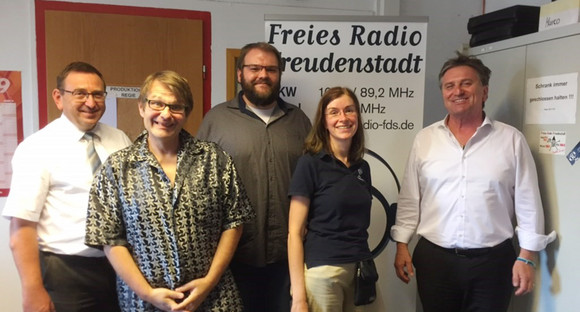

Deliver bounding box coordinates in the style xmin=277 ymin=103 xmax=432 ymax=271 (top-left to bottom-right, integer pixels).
xmin=3 ymin=62 xmax=132 ymax=312
xmin=391 ymin=53 xmax=556 ymax=312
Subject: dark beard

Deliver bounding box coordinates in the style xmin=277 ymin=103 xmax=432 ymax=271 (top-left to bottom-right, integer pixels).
xmin=241 ymin=75 xmax=280 ymax=107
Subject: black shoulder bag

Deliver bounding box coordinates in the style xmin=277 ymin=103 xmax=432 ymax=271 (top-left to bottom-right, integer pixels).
xmin=354 ymin=258 xmax=379 ymax=306
xmin=354 ymin=149 xmax=400 ymax=306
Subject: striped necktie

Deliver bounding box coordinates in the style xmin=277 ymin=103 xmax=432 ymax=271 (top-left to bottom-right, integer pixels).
xmin=84 ymin=132 xmax=102 ymax=174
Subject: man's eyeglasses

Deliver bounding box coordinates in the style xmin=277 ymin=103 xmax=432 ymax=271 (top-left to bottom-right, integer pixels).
xmin=60 ymin=89 xmax=107 ymax=102
xmin=146 ymin=99 xmax=187 ymax=114
xmin=326 ymin=107 xmax=357 ymax=118
xmin=242 ymin=64 xmax=280 ymax=74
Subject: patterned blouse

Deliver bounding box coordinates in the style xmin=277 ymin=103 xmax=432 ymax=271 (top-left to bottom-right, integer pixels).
xmin=86 ymin=130 xmax=254 ymax=311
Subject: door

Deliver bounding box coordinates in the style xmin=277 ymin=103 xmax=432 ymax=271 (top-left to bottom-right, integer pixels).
xmin=36 ymin=1 xmax=211 ymax=139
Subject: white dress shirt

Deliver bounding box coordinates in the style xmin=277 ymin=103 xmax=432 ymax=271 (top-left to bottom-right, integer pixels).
xmin=391 ymin=115 xmax=556 ymax=251
xmin=2 ymin=115 xmax=131 ymax=256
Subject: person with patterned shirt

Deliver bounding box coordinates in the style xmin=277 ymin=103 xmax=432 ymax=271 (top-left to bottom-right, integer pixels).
xmin=85 ymin=70 xmax=254 ymax=312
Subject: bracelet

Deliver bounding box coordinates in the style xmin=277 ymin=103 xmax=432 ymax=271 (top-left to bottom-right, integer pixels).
xmin=517 ymin=257 xmax=536 ymax=268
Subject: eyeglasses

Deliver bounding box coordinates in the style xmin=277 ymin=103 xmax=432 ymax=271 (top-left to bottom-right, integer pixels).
xmin=146 ymin=99 xmax=187 ymax=114
xmin=242 ymin=64 xmax=280 ymax=74
xmin=326 ymin=106 xmax=357 ymax=118
xmin=61 ymin=89 xmax=107 ymax=102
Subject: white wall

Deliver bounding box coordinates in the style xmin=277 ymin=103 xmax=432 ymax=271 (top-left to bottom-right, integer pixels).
xmin=401 ymin=0 xmax=481 ymax=126
xmin=1 ymin=0 xmax=565 ymax=311
xmin=0 ymin=2 xmax=37 ymax=312
xmin=412 ymin=0 xmax=551 ymax=126
xmin=486 ymin=0 xmax=548 ymax=13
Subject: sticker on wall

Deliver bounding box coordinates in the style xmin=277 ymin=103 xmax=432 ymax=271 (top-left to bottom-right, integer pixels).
xmin=0 ymin=70 xmax=23 ymax=197
xmin=566 ymin=140 xmax=580 ymax=165
xmin=539 ymin=130 xmax=566 ymax=155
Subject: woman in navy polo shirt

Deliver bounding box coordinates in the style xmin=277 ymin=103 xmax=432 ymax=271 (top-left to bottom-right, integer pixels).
xmin=288 ymin=87 xmax=376 ymax=311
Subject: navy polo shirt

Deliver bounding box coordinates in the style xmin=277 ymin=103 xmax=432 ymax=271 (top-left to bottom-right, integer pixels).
xmin=289 ymin=151 xmax=373 ymax=268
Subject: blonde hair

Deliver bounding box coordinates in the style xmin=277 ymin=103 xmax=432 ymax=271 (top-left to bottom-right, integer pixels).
xmin=138 ymin=70 xmax=194 ymax=115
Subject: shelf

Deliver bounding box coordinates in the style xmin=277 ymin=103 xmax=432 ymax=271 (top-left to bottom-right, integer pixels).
xmin=469 ymin=22 xmax=580 ymax=55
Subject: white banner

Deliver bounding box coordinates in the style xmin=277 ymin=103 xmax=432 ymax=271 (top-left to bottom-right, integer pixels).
xmin=266 ymin=15 xmax=427 ymax=311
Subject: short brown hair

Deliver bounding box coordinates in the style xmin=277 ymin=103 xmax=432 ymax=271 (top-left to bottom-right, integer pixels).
xmin=237 ymin=42 xmax=283 ymax=74
xmin=56 ymin=61 xmax=105 ymax=90
xmin=438 ymin=52 xmax=491 ymax=88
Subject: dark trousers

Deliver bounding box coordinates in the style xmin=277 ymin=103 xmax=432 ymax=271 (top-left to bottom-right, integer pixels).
xmin=230 ymin=260 xmax=291 ymax=312
xmin=413 ymin=237 xmax=516 ymax=312
xmin=40 ymin=251 xmax=120 ymax=312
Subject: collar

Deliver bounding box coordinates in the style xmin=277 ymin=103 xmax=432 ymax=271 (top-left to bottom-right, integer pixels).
xmin=57 ymin=114 xmax=103 ymax=142
xmin=315 ymin=150 xmax=333 ymax=161
xmin=229 ymin=91 xmax=291 ymax=118
xmin=314 ymin=150 xmax=363 ymax=169
xmin=132 ymin=129 xmax=202 ymax=162
xmin=438 ymin=112 xmax=493 ymax=131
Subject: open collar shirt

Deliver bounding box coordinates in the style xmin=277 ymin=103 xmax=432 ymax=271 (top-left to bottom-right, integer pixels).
xmin=196 ymin=92 xmax=311 ymax=266
xmin=2 ymin=115 xmax=131 ymax=256
xmin=391 ymin=115 xmax=556 ymax=251
xmin=85 ymin=130 xmax=254 ymax=311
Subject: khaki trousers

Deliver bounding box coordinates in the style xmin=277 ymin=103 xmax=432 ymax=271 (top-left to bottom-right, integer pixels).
xmin=304 ymin=263 xmax=384 ymax=312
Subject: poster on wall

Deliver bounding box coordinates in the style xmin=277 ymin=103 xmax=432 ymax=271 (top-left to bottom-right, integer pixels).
xmin=265 ymin=15 xmax=427 ymax=310
xmin=525 ymin=72 xmax=578 ymax=124
xmin=0 ymin=71 xmax=23 ymax=197
xmin=265 ymin=14 xmax=427 ymax=214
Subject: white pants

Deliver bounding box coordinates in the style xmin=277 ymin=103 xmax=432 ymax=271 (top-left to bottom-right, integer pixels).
xmin=304 ymin=263 xmax=384 ymax=312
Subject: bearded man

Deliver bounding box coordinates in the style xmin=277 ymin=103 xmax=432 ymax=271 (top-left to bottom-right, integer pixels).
xmin=197 ymin=42 xmax=311 ymax=312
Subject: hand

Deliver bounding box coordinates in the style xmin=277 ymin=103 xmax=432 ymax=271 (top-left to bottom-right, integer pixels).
xmin=22 ymin=286 xmax=55 ymax=312
xmin=172 ymin=277 xmax=214 ymax=312
xmin=394 ymin=243 xmax=414 ymax=284
xmin=291 ymin=299 xmax=309 ymax=312
xmin=513 ymin=259 xmax=535 ymax=296
xmin=143 ymin=287 xmax=185 ymax=311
